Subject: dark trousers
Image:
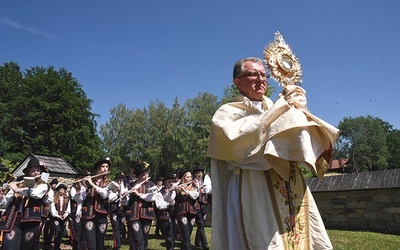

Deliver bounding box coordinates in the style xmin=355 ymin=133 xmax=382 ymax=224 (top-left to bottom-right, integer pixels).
xmin=42 ymin=216 xmax=53 ymax=247
xmin=83 ymin=213 xmax=108 ymax=250
xmin=110 ymin=209 xmax=123 ymax=249
xmin=154 ymin=208 xmax=162 ymax=235
xmin=2 ymin=218 xmax=41 ymax=250
xmin=160 ymin=218 xmax=174 ymax=250
xmin=176 ymin=213 xmax=196 ymax=250
xmin=127 ymin=218 xmax=152 ymax=250
xmin=50 ymin=217 xmax=68 ymax=250
xmin=195 ymin=206 xmax=209 ymax=249
xmin=68 ymin=213 xmax=85 ymax=250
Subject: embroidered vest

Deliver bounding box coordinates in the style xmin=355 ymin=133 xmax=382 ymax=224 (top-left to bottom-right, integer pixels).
xmin=174 ymin=191 xmax=199 ymax=216
xmin=0 ymin=197 xmax=22 ymax=232
xmin=125 ymin=181 xmax=155 ymax=221
xmin=82 ymin=183 xmax=109 ymax=220
xmin=21 ymin=197 xmax=43 ymax=223
xmin=55 ymin=195 xmax=69 ymax=217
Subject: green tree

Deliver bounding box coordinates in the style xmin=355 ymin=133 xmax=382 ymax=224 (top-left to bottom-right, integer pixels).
xmin=143 ymin=100 xmax=175 ymax=177
xmin=384 ymin=124 xmax=400 ymax=169
xmin=0 ymin=62 xmax=24 ymax=161
xmin=0 ymin=62 xmax=102 ymax=170
xmin=100 ymin=103 xmax=148 ymax=175
xmin=99 ymin=93 xmax=221 ymax=178
xmin=178 ymin=92 xmax=220 ymax=172
xmin=335 ymin=116 xmax=391 ymax=173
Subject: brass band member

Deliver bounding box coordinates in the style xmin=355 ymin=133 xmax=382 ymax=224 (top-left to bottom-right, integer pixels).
xmin=154 ymin=172 xmax=178 ymax=250
xmin=0 ymin=157 xmax=49 ymax=250
xmin=81 ymin=157 xmax=112 ymax=250
xmin=49 ymin=183 xmax=70 ymax=250
xmin=174 ymin=169 xmax=200 ymax=250
xmin=192 ymin=166 xmax=211 ymax=250
xmin=108 ymin=172 xmax=128 ymax=250
xmin=122 ymin=162 xmax=156 ymax=250
xmin=69 ymin=169 xmax=89 ymax=250
xmin=42 ymin=178 xmax=57 ymax=249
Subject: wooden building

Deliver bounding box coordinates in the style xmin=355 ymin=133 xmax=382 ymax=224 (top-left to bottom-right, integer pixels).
xmin=12 ymin=152 xmax=78 ymax=179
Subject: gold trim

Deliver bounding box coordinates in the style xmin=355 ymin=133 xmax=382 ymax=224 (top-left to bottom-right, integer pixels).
xmin=263 ymin=32 xmax=303 ymax=87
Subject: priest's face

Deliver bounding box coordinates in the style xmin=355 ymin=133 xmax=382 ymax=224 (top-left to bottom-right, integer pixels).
xmin=234 ymin=61 xmax=267 ymax=101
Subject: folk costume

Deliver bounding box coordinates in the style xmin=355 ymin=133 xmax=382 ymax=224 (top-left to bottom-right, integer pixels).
xmin=0 ymin=158 xmax=49 ymax=250
xmin=154 ymin=177 xmax=164 ymax=237
xmin=42 ymin=179 xmax=56 ymax=249
xmin=49 ymin=183 xmax=71 ymax=250
xmin=208 ymin=93 xmax=339 ymax=250
xmin=174 ymin=169 xmax=200 ymax=250
xmin=122 ymin=162 xmax=156 ymax=250
xmin=81 ymin=157 xmax=111 ymax=250
xmin=108 ymin=173 xmax=128 ymax=250
xmin=154 ymin=172 xmax=178 ymax=250
xmin=69 ymin=170 xmax=89 ymax=250
xmin=192 ymin=166 xmax=211 ymax=250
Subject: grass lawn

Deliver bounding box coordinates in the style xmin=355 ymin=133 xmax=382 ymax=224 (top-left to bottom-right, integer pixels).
xmin=60 ymin=227 xmax=400 ymax=249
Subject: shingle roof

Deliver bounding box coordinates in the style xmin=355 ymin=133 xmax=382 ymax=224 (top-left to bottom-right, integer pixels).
xmin=306 ymin=168 xmax=400 ymax=192
xmin=12 ymin=152 xmax=78 ymax=177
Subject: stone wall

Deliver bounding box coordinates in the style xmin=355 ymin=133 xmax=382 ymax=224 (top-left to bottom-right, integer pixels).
xmin=312 ymin=188 xmax=400 ymax=234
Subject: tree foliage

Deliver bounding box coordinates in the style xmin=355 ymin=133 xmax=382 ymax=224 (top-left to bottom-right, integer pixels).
xmin=0 ymin=62 xmax=102 ymax=171
xmin=334 ymin=115 xmax=399 ymax=173
xmin=100 ymin=93 xmax=220 ymax=178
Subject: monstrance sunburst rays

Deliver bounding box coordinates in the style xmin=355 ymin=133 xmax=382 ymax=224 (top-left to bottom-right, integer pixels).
xmin=263 ymin=31 xmax=303 ymax=88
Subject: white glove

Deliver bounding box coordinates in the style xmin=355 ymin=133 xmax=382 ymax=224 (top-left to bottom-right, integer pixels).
xmin=283 ymin=85 xmax=307 ymax=108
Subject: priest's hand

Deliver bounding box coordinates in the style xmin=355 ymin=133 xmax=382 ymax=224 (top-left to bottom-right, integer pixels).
xmin=283 ymin=85 xmax=307 ymax=108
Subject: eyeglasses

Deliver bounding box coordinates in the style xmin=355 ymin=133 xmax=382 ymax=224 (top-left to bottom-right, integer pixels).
xmin=238 ymin=71 xmax=268 ymax=79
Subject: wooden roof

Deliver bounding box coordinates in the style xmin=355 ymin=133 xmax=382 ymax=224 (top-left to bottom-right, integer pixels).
xmin=12 ymin=152 xmax=78 ymax=178
xmin=306 ymin=168 xmax=400 ymax=192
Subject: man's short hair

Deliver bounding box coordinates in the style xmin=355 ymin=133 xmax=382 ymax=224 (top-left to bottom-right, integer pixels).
xmin=233 ymin=57 xmax=263 ymax=80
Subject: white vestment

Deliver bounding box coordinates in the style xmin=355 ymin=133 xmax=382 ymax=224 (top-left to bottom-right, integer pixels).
xmin=207 ymin=94 xmax=339 ymax=250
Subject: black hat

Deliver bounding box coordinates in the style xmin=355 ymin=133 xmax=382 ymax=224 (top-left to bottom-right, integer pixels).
xmin=0 ymin=163 xmax=8 ymax=172
xmin=115 ymin=172 xmax=124 ymax=179
xmin=164 ymin=172 xmax=177 ymax=180
xmin=50 ymin=178 xmax=59 ymax=185
xmin=129 ymin=161 xmax=138 ymax=168
xmin=192 ymin=166 xmax=204 ymax=174
xmin=56 ymin=183 xmax=67 ymax=190
xmin=77 ymin=169 xmax=90 ymax=177
xmin=155 ymin=177 xmax=163 ymax=182
xmin=178 ymin=169 xmax=191 ymax=179
xmin=134 ymin=162 xmax=149 ymax=176
xmin=23 ymin=157 xmax=47 ymax=174
xmin=94 ymin=157 xmax=111 ymax=169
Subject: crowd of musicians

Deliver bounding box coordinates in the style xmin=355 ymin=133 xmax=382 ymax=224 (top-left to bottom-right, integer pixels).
xmin=0 ymin=157 xmax=212 ymax=250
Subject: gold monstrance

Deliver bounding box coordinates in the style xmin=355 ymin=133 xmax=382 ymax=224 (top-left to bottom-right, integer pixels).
xmin=263 ymin=32 xmax=303 ymax=88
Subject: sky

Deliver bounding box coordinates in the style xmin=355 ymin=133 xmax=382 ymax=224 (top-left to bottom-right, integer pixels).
xmin=1 ymin=0 xmax=399 ymax=130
